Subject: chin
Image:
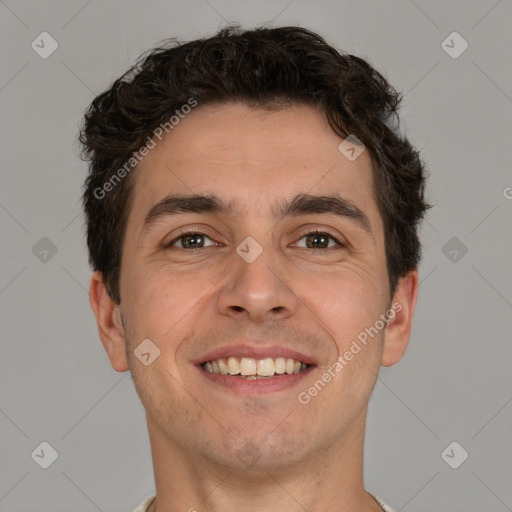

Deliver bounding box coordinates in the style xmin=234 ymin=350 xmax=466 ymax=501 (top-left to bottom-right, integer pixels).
xmin=207 ymin=426 xmax=313 ymax=473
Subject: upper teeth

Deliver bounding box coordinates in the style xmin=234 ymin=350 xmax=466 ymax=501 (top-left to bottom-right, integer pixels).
xmin=203 ymin=357 xmax=308 ymax=377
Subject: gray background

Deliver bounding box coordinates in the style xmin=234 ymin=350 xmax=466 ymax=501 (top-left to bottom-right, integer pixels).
xmin=1 ymin=1 xmax=511 ymax=511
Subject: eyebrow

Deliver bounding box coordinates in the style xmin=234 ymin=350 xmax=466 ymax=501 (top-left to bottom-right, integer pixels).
xmin=142 ymin=193 xmax=371 ymax=233
xmin=276 ymin=193 xmax=371 ymax=233
xmin=142 ymin=194 xmax=232 ymax=231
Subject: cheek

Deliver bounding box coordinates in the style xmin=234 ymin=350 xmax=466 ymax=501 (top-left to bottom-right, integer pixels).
xmin=122 ymin=263 xmax=217 ymax=343
xmin=303 ymin=267 xmax=387 ymax=352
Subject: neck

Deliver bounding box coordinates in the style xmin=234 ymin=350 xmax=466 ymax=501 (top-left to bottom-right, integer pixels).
xmin=145 ymin=409 xmax=383 ymax=512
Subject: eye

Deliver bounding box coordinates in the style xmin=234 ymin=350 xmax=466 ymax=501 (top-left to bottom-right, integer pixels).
xmin=168 ymin=232 xmax=216 ymax=249
xmin=295 ymin=231 xmax=343 ymax=249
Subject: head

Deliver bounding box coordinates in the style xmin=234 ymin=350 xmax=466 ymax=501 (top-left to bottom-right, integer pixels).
xmin=81 ymin=26 xmax=429 ymax=473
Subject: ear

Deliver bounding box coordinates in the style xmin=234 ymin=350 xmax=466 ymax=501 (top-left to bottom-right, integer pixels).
xmin=381 ymin=269 xmax=419 ymax=367
xmin=89 ymin=271 xmax=129 ymax=372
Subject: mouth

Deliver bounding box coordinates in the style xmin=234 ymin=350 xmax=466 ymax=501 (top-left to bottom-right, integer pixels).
xmin=195 ymin=346 xmax=315 ymax=395
xmin=202 ymin=356 xmax=310 ymax=379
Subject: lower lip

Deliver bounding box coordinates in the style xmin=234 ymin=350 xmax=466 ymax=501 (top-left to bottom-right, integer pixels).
xmin=197 ymin=365 xmax=314 ymax=395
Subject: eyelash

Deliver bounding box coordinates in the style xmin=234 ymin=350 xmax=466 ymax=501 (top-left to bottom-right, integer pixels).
xmin=166 ymin=229 xmax=345 ymax=250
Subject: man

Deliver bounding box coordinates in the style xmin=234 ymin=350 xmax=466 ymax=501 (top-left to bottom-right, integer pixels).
xmin=80 ymin=26 xmax=429 ymax=512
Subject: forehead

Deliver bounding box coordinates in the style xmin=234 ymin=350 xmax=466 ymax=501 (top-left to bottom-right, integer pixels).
xmin=129 ymin=102 xmax=379 ymax=226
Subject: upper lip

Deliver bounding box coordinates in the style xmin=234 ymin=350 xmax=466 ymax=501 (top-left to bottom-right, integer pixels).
xmin=194 ymin=344 xmax=316 ymax=366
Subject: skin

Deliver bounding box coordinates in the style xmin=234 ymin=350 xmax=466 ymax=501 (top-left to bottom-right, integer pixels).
xmin=90 ymin=103 xmax=418 ymax=512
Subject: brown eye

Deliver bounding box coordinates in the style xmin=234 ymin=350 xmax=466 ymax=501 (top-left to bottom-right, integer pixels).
xmin=306 ymin=233 xmax=329 ymax=248
xmin=296 ymin=231 xmax=342 ymax=249
xmin=169 ymin=233 xmax=214 ymax=249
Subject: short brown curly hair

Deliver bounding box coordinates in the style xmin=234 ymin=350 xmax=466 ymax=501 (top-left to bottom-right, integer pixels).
xmin=80 ymin=25 xmax=429 ymax=304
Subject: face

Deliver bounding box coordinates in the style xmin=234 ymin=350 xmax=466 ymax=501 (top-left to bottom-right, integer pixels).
xmin=92 ymin=102 xmax=417 ymax=473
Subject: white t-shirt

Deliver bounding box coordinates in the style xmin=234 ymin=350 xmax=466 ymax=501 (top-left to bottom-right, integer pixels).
xmin=132 ymin=495 xmax=155 ymax=512
xmin=132 ymin=494 xmax=396 ymax=511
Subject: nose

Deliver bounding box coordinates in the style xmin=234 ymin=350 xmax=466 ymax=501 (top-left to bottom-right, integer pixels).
xmin=215 ymin=247 xmax=300 ymax=324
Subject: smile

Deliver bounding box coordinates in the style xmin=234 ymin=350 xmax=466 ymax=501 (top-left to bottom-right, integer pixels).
xmin=202 ymin=357 xmax=309 ymax=378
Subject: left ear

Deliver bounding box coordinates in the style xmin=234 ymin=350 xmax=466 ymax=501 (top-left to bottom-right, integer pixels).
xmin=381 ymin=269 xmax=419 ymax=367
